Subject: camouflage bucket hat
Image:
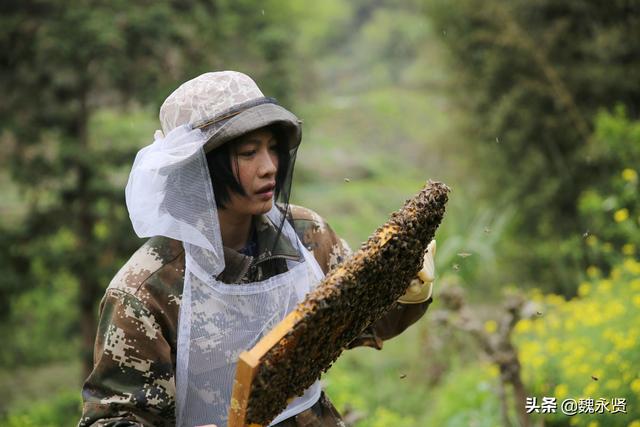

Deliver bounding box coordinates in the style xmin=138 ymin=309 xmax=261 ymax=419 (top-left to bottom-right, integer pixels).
xmin=159 ymin=71 xmax=302 ymax=152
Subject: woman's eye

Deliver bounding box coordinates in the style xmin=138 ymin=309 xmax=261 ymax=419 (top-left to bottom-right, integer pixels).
xmin=239 ymin=150 xmax=256 ymax=157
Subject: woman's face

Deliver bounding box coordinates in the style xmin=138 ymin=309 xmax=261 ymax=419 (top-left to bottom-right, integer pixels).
xmin=225 ymin=127 xmax=280 ymax=217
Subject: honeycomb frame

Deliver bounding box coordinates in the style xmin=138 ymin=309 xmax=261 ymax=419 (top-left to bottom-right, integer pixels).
xmin=229 ymin=180 xmax=450 ymax=426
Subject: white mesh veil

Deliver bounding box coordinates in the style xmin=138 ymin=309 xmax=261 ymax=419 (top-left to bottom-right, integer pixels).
xmin=125 ymin=121 xmax=323 ymax=426
xmin=126 ymin=124 xmax=225 ymax=280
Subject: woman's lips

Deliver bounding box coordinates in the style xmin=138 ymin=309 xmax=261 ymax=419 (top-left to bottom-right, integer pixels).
xmin=256 ymin=190 xmax=274 ymax=200
xmin=255 ymin=184 xmax=275 ymax=200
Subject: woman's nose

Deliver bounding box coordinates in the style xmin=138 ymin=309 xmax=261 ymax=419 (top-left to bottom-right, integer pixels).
xmin=257 ymin=149 xmax=277 ymax=177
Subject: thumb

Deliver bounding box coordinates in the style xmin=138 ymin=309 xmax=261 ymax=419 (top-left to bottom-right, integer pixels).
xmin=418 ymin=240 xmax=436 ymax=283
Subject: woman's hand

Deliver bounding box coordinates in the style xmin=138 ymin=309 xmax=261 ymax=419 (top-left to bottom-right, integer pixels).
xmin=398 ymin=240 xmax=436 ymax=304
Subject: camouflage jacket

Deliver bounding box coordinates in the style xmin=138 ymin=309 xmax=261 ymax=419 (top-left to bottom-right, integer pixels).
xmin=79 ymin=205 xmax=432 ymax=427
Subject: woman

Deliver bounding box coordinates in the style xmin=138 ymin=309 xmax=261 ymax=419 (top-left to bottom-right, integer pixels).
xmin=79 ymin=71 xmax=435 ymax=427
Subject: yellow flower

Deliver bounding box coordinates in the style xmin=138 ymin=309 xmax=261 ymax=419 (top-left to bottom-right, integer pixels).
xmin=599 ymin=279 xmax=613 ymax=293
xmin=606 ymin=301 xmax=625 ymax=318
xmin=561 ymin=355 xmax=573 ymax=371
xmin=623 ymin=243 xmax=636 ymax=255
xmin=618 ymin=334 xmax=635 ymax=350
xmin=531 ymin=355 xmax=545 ymax=368
xmin=487 ymin=364 xmax=499 ymax=378
xmin=624 ymin=258 xmax=640 ymax=274
xmin=603 ymin=242 xmax=613 ymax=253
xmin=586 ymin=235 xmax=598 ymax=247
xmin=633 ymin=295 xmax=640 ymax=308
xmin=577 ymin=363 xmax=590 ymax=375
xmin=530 ymin=288 xmax=544 ymax=303
xmin=630 ymin=378 xmax=640 ymax=394
xmin=605 ymin=379 xmax=621 ymax=391
xmin=515 ymin=319 xmax=532 ymax=334
xmin=604 ymin=352 xmax=620 ymax=365
xmin=628 ymin=420 xmax=640 ymax=427
xmin=622 ymin=168 xmax=638 ymax=182
xmin=611 ymin=266 xmax=621 ymax=279
xmin=587 ymin=265 xmax=600 ymax=278
xmin=587 ymin=421 xmax=599 ymax=427
xmin=584 ymin=382 xmax=598 ymax=396
xmin=578 ymin=282 xmax=591 ymax=297
xmin=614 ymin=208 xmax=629 ymax=222
xmin=545 ymin=294 xmax=565 ymax=306
xmin=548 ymin=315 xmax=560 ymax=329
xmin=484 ymin=320 xmax=498 ymax=334
xmin=555 ymin=383 xmax=569 ymax=399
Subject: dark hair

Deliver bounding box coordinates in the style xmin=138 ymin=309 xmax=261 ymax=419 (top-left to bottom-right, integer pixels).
xmin=205 ymin=124 xmax=292 ymax=209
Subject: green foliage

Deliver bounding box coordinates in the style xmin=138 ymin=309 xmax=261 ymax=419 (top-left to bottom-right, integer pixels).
xmin=179 ymin=0 xmax=307 ymax=106
xmin=0 ymin=0 xmax=195 ymax=371
xmin=579 ymin=107 xmax=640 ymax=272
xmin=0 ymin=264 xmax=79 ymax=366
xmin=434 ymin=201 xmax=513 ymax=298
xmin=426 ymin=0 xmax=640 ymax=292
xmin=424 ymin=363 xmax=504 ymax=427
xmin=325 ymin=326 xmax=505 ymax=427
xmin=2 ymin=1 xmax=639 ymax=425
xmin=0 ymin=361 xmax=81 ymax=422
xmin=0 ymin=0 xmax=308 ymax=372
xmin=0 ymin=107 xmax=153 ymax=368
xmin=0 ymin=390 xmax=80 ymax=427
xmin=514 ymin=259 xmax=640 ymax=426
xmin=324 ymin=323 xmax=435 ymax=426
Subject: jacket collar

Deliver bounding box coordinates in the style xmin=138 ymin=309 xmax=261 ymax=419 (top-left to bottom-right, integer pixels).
xmin=216 ymin=213 xmax=301 ymax=283
xmin=253 ymin=213 xmax=301 ymax=260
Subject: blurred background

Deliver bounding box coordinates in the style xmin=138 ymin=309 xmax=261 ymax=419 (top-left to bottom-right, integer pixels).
xmin=1 ymin=1 xmax=639 ymax=426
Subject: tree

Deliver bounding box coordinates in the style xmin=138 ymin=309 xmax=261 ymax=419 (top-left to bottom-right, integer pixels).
xmin=0 ymin=0 xmax=313 ymax=376
xmin=0 ymin=0 xmax=193 ymax=373
xmin=426 ymin=0 xmax=640 ymax=292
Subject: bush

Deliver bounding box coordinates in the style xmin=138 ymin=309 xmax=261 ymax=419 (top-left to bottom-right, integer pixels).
xmin=324 ymin=322 xmax=505 ymax=427
xmin=0 ymin=390 xmax=81 ymax=427
xmin=324 ymin=324 xmax=434 ymax=426
xmin=514 ymin=258 xmax=640 ymax=426
xmin=424 ymin=362 xmax=504 ymax=427
xmin=579 ymin=107 xmax=640 ymax=275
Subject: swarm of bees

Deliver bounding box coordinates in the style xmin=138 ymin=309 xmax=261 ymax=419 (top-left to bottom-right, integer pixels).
xmin=233 ymin=181 xmax=450 ymax=426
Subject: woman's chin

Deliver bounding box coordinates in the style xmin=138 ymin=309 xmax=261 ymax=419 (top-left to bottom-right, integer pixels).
xmin=253 ymin=199 xmax=274 ymax=215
